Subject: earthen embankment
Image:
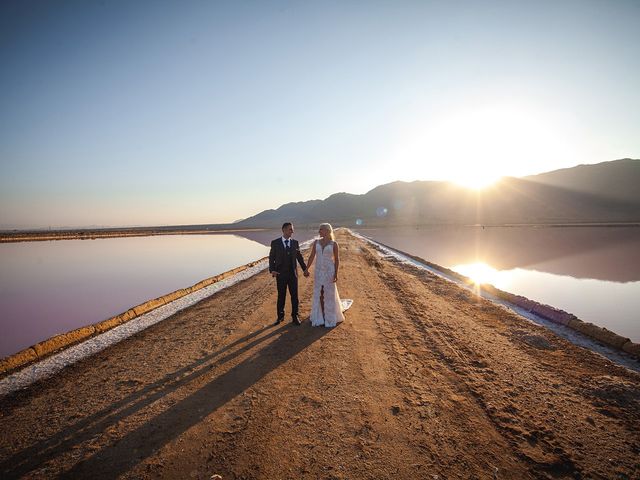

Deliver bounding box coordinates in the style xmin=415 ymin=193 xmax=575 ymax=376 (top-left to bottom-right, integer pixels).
xmin=1 ymin=231 xmax=638 ymax=479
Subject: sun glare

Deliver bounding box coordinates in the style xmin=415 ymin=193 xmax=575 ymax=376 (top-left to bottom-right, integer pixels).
xmin=452 ymin=174 xmax=501 ymax=190
xmin=397 ymin=104 xmax=579 ymax=185
xmin=453 ymin=262 xmax=501 ymax=286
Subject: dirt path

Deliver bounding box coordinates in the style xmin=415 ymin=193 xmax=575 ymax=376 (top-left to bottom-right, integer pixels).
xmin=1 ymin=231 xmax=639 ymax=479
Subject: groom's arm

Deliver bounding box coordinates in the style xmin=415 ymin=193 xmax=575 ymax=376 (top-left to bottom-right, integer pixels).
xmin=269 ymin=240 xmax=278 ymax=276
xmin=295 ymin=242 xmax=307 ymax=272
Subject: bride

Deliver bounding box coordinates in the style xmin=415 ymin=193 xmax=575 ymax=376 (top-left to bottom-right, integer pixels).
xmin=304 ymin=223 xmax=346 ymax=327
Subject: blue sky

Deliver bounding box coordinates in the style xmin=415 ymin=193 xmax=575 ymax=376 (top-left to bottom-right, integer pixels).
xmin=1 ymin=0 xmax=639 ymax=228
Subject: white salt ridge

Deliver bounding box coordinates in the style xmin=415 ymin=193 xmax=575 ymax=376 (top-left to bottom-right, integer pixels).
xmin=352 ymin=230 xmax=640 ymax=373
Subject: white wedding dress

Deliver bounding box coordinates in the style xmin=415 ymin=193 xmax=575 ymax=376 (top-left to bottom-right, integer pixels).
xmin=310 ymin=240 xmax=346 ymax=327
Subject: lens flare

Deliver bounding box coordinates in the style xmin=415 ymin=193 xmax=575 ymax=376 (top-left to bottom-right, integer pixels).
xmin=376 ymin=207 xmax=388 ymax=217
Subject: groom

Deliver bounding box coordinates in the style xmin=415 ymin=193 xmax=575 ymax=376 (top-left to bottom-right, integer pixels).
xmin=269 ymin=222 xmax=308 ymax=325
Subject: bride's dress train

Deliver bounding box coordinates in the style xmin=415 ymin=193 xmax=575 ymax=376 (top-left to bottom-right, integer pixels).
xmin=310 ymin=240 xmax=348 ymax=327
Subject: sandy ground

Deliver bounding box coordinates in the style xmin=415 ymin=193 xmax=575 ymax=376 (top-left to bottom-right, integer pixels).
xmin=1 ymin=231 xmax=639 ymax=479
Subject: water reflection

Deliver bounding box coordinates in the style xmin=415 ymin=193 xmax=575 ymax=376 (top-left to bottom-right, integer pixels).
xmin=454 ymin=262 xmax=505 ymax=287
xmin=362 ymin=226 xmax=640 ymax=282
xmin=359 ymin=226 xmax=640 ymax=342
xmin=231 ymin=229 xmax=278 ymax=246
xmin=0 ymin=230 xmax=316 ymax=358
xmin=1 ymin=227 xmax=637 ymax=359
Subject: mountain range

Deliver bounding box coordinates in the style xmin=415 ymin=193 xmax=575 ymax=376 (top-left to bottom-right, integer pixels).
xmin=236 ymin=159 xmax=640 ymax=227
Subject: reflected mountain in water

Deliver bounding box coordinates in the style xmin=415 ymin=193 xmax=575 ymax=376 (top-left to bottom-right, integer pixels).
xmin=233 ymin=226 xmax=640 ymax=283
xmin=231 ymin=229 xmax=318 ymax=248
xmin=360 ymin=226 xmax=640 ymax=283
xmin=229 ymin=230 xmax=280 ymax=247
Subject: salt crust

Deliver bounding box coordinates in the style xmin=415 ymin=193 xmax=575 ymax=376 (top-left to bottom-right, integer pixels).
xmin=352 ymin=231 xmax=640 ymax=374
xmin=0 ymin=238 xmax=318 ymax=398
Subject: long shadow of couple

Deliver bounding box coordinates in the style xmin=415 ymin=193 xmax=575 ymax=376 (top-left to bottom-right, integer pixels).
xmin=1 ymin=320 xmax=330 ymax=479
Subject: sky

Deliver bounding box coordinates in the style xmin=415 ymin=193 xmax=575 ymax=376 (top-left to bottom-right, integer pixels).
xmin=1 ymin=0 xmax=639 ymax=229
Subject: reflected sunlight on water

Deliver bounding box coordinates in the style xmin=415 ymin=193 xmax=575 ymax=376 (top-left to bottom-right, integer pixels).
xmin=452 ymin=262 xmax=507 ymax=287
xmin=359 ymin=226 xmax=640 ymax=342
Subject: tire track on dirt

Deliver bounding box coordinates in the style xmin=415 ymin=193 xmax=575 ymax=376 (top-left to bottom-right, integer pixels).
xmin=356 ymin=242 xmax=532 ymax=479
xmin=362 ymin=241 xmax=639 ymax=479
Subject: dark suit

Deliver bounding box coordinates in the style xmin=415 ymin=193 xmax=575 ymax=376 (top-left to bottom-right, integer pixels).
xmin=269 ymin=237 xmax=307 ymax=318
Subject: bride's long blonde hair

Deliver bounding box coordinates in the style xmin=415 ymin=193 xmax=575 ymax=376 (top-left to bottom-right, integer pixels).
xmin=319 ymin=223 xmax=335 ymax=241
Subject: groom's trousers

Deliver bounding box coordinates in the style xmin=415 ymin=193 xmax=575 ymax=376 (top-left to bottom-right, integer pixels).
xmin=276 ymin=271 xmax=299 ymax=318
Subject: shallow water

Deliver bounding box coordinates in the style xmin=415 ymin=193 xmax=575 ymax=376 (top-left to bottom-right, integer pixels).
xmin=357 ymin=226 xmax=640 ymax=342
xmin=2 ymin=226 xmax=638 ymax=359
xmin=0 ymin=230 xmax=315 ymax=358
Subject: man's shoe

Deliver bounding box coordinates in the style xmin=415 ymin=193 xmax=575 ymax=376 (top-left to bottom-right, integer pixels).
xmin=292 ymin=315 xmax=301 ymax=325
xmin=275 ymin=316 xmax=284 ymax=325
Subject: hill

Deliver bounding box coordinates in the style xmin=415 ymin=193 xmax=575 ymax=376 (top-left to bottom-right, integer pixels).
xmin=236 ymin=158 xmax=640 ymax=227
xmin=523 ymin=158 xmax=640 ymax=204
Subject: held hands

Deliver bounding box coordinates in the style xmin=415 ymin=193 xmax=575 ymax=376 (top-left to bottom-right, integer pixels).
xmin=303 ymin=269 xmax=310 ymax=277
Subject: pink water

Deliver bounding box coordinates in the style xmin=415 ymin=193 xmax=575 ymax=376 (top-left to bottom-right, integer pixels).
xmin=0 ymin=230 xmax=315 ymax=358
xmin=359 ymin=226 xmax=640 ymax=342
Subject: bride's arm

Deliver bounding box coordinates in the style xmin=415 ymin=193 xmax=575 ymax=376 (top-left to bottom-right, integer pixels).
xmin=333 ymin=241 xmax=340 ymax=282
xmin=306 ymin=240 xmax=316 ymax=270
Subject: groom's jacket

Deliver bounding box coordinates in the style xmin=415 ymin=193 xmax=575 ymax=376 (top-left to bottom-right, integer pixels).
xmin=269 ymin=238 xmax=307 ymax=277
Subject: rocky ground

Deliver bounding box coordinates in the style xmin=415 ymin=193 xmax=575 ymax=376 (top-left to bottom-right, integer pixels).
xmin=1 ymin=231 xmax=639 ymax=479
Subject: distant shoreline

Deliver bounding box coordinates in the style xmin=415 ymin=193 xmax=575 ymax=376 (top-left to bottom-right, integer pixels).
xmin=2 ymin=221 xmax=639 ymax=243
xmin=0 ymin=226 xmax=266 ymax=243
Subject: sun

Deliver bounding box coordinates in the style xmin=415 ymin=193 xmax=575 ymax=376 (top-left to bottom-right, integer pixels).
xmin=451 ymin=174 xmax=502 ymax=190
xmin=396 ymin=103 xmax=578 ymax=186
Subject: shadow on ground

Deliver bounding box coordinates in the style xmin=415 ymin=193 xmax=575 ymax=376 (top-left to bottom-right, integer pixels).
xmin=1 ymin=322 xmax=329 ymax=479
